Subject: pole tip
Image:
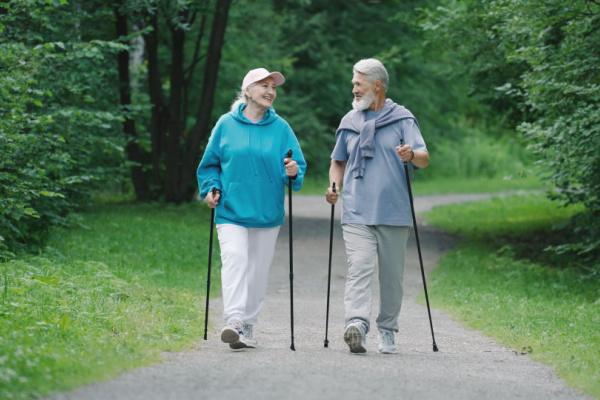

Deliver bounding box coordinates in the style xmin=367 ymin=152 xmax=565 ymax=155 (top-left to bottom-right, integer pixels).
xmin=290 ymin=344 xmax=296 ymax=351
xmin=324 ymin=340 xmax=329 ymax=348
xmin=433 ymin=343 xmax=439 ymax=352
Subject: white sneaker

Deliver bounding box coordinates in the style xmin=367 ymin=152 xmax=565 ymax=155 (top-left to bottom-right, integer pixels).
xmin=221 ymin=319 xmax=243 ymax=343
xmin=240 ymin=324 xmax=258 ymax=348
xmin=220 ymin=319 xmax=247 ymax=349
xmin=344 ymin=319 xmax=367 ymax=354
xmin=377 ymin=327 xmax=397 ymax=354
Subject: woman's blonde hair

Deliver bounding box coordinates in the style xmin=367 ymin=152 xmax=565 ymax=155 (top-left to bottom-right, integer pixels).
xmin=230 ymin=83 xmax=256 ymax=111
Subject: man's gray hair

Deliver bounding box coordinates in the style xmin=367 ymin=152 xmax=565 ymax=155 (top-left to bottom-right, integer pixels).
xmin=353 ymin=58 xmax=389 ymax=91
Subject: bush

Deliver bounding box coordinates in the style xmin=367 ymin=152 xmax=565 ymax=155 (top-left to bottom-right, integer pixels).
xmin=0 ymin=2 xmax=127 ymax=257
xmin=422 ymin=0 xmax=600 ymax=255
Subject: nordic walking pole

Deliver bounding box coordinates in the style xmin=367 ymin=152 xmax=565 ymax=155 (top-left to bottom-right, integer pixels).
xmin=203 ymin=187 xmax=219 ymax=341
xmin=286 ymin=149 xmax=296 ymax=351
xmin=400 ymin=139 xmax=439 ymax=352
xmin=324 ymin=182 xmax=336 ymax=348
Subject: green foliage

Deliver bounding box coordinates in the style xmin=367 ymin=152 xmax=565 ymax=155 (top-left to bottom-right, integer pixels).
xmin=421 ymin=0 xmax=529 ymax=127
xmin=0 ymin=202 xmax=216 ymax=399
xmin=422 ymin=0 xmax=600 ymax=254
xmin=270 ymin=0 xmax=485 ymax=176
xmin=1 ymin=0 xmax=550 ymax=256
xmin=0 ymin=1 xmax=128 ymax=255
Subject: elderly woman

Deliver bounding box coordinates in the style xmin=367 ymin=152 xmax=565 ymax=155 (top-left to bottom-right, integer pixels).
xmin=197 ymin=68 xmax=307 ymax=350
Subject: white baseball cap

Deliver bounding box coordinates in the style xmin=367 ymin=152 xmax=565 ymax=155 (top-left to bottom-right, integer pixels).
xmin=242 ymin=68 xmax=285 ymax=91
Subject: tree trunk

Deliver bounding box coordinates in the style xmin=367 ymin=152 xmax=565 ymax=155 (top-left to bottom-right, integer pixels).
xmin=114 ymin=0 xmax=150 ymax=201
xmin=144 ymin=12 xmax=168 ymax=189
xmin=178 ymin=0 xmax=232 ymax=200
xmin=163 ymin=9 xmax=188 ymax=203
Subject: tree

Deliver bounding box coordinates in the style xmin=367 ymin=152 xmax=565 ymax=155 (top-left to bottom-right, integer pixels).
xmin=271 ymin=0 xmax=483 ymax=175
xmin=114 ymin=0 xmax=150 ymax=200
xmin=0 ymin=0 xmax=127 ymax=256
xmin=117 ymin=0 xmax=232 ymax=202
xmin=423 ymin=0 xmax=600 ymax=256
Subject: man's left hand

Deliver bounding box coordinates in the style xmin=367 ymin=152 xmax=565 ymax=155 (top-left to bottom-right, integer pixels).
xmin=396 ymin=144 xmax=414 ymax=163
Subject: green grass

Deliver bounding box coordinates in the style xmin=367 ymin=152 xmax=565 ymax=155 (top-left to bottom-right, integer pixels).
xmin=422 ymin=193 xmax=584 ymax=237
xmin=422 ymin=193 xmax=600 ymax=398
xmin=2 ymin=180 xmax=590 ymax=399
xmin=0 ymin=202 xmax=218 ymax=399
xmin=301 ymin=173 xmax=546 ymax=196
xmin=411 ymin=174 xmax=546 ymax=196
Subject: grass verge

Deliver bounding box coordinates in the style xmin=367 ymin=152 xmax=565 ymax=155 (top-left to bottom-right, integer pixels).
xmin=301 ymin=173 xmax=546 ymax=196
xmin=0 ymin=202 xmax=218 ymax=399
xmin=422 ymin=193 xmax=600 ymax=398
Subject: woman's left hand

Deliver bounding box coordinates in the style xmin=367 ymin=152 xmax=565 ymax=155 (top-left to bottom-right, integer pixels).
xmin=284 ymin=157 xmax=298 ymax=177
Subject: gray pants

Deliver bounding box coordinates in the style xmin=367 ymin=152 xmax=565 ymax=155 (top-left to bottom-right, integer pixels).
xmin=342 ymin=224 xmax=410 ymax=333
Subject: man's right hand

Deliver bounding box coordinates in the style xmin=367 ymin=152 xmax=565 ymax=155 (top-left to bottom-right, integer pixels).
xmin=325 ymin=184 xmax=338 ymax=205
xmin=206 ymin=190 xmax=221 ymax=208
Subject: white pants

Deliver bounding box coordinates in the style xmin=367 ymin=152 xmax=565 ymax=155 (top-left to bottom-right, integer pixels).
xmin=216 ymin=223 xmax=280 ymax=326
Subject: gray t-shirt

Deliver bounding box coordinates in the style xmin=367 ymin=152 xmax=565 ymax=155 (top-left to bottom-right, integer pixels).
xmin=331 ymin=110 xmax=427 ymax=226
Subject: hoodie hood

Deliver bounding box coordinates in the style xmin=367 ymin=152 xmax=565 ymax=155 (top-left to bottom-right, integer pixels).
xmin=230 ymin=103 xmax=280 ymax=126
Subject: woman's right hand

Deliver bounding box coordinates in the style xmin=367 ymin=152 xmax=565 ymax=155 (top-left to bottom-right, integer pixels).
xmin=206 ymin=190 xmax=221 ymax=208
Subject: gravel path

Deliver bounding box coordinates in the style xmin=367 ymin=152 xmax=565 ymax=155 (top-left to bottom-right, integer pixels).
xmin=48 ymin=194 xmax=592 ymax=400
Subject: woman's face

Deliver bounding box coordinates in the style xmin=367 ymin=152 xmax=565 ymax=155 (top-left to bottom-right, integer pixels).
xmin=245 ymin=77 xmax=277 ymax=109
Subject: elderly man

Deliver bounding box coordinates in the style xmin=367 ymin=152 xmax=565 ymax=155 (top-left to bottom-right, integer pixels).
xmin=325 ymin=58 xmax=429 ymax=354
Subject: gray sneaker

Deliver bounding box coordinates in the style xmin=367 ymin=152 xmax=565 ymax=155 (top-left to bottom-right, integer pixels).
xmin=344 ymin=319 xmax=367 ymax=354
xmin=377 ymin=327 xmax=397 ymax=354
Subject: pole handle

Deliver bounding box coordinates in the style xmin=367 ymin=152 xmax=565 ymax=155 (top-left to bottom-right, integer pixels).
xmin=399 ymin=138 xmax=408 ymax=165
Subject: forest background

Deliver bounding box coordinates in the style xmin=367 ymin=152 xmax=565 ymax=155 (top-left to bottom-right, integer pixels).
xmin=2 ymin=0 xmax=599 ymax=259
xmin=1 ymin=1 xmax=600 ymax=398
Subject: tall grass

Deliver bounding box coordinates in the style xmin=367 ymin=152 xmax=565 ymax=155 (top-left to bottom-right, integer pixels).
xmin=0 ymin=202 xmax=218 ymax=399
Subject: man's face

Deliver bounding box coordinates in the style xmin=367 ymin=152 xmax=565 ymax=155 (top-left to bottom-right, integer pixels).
xmin=351 ymin=72 xmax=376 ymax=111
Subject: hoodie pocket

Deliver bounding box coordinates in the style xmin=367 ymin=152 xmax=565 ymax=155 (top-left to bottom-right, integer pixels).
xmin=223 ymin=182 xmax=282 ymax=224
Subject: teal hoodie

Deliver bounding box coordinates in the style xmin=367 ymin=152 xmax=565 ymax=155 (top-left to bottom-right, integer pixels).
xmin=197 ymin=104 xmax=306 ymax=228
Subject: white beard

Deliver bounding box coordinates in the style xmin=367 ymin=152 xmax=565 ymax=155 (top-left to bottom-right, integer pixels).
xmin=352 ymin=90 xmax=376 ymax=111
